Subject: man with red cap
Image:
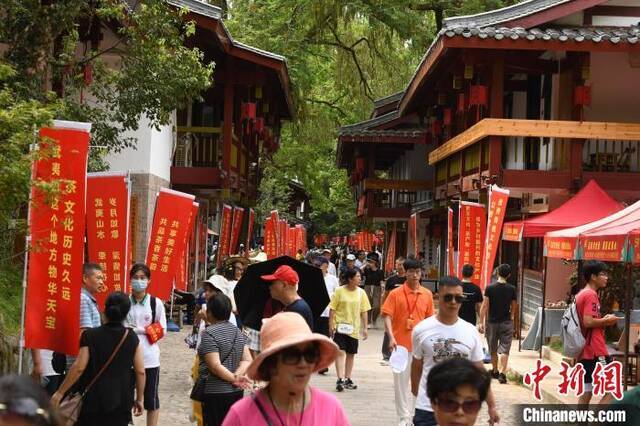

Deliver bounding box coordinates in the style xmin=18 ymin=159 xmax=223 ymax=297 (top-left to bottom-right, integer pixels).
xmin=262 ymin=265 xmax=314 ymax=329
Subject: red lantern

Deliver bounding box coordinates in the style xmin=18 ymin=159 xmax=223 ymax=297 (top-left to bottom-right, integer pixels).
xmin=255 ymin=117 xmax=265 ymax=133
xmin=469 ymin=85 xmax=488 ymax=107
xmin=443 ymin=108 xmax=452 ymax=126
xmin=457 ymin=93 xmax=466 ymax=113
xmin=574 ymin=85 xmax=591 ymax=107
xmin=241 ymin=102 xmax=257 ymax=120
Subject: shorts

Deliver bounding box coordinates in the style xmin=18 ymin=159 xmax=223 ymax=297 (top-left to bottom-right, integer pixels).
xmin=243 ymin=326 xmax=260 ymax=352
xmin=579 ymin=356 xmax=613 ymax=392
xmin=333 ymin=332 xmax=359 ymax=354
xmin=486 ymin=320 xmax=513 ymax=355
xmin=144 ymin=367 xmax=160 ymax=411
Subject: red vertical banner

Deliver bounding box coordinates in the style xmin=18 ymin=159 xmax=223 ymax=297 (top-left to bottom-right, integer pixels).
xmin=447 ymin=207 xmax=455 ymax=276
xmin=385 ymin=223 xmax=397 ymax=273
xmin=270 ymin=210 xmax=280 ymax=256
xmin=409 ymin=213 xmax=418 ymax=256
xmin=217 ymin=204 xmax=233 ymax=268
xmin=246 ymin=208 xmax=255 ymax=250
xmin=145 ymin=189 xmax=195 ymax=300
xmin=480 ymin=186 xmax=510 ymax=290
xmin=279 ymin=220 xmax=288 ymax=257
xmin=25 ymin=121 xmax=90 ymax=355
xmin=176 ymin=202 xmax=198 ymax=291
xmin=86 ymin=173 xmax=130 ymax=310
xmin=264 ymin=216 xmax=278 ymax=259
xmin=288 ymin=227 xmax=296 ymax=257
xmin=457 ymin=202 xmax=486 ymax=286
xmin=229 ymin=207 xmax=244 ymax=255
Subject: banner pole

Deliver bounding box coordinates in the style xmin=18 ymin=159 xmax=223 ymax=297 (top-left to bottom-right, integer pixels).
xmin=17 ymin=138 xmax=39 ymax=374
xmin=124 ymin=171 xmax=132 ymax=293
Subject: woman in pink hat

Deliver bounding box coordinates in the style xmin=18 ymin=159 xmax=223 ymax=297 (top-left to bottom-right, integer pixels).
xmin=222 ymin=312 xmax=350 ymax=425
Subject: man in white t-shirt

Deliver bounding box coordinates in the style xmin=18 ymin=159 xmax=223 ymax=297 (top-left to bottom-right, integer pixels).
xmin=322 ymin=248 xmax=337 ymax=276
xmin=410 ymin=276 xmax=500 ymax=426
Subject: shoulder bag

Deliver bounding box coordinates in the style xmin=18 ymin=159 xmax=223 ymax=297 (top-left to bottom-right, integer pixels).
xmin=59 ymin=329 xmax=130 ymax=425
xmin=190 ymin=328 xmax=240 ymax=402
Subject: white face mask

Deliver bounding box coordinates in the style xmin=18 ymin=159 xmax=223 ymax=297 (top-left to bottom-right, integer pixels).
xmin=131 ymin=279 xmax=148 ymax=292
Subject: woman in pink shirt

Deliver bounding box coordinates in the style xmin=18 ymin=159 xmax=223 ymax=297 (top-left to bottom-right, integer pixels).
xmin=222 ymin=312 xmax=350 ymax=425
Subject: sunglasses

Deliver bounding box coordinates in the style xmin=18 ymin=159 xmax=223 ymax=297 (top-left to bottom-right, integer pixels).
xmin=443 ymin=294 xmax=465 ymax=304
xmin=435 ymin=398 xmax=482 ymax=414
xmin=280 ymin=344 xmax=321 ymax=365
xmin=0 ymin=398 xmax=50 ymax=424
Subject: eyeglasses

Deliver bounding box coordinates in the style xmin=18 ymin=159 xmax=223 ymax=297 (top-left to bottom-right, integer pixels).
xmin=435 ymin=398 xmax=482 ymax=414
xmin=280 ymin=344 xmax=321 ymax=365
xmin=443 ymin=294 xmax=465 ymax=304
xmin=0 ymin=398 xmax=50 ymax=423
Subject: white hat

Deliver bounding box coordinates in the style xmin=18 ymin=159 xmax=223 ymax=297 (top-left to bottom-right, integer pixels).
xmin=205 ymin=275 xmax=237 ymax=312
xmin=346 ymin=254 xmax=356 ymax=261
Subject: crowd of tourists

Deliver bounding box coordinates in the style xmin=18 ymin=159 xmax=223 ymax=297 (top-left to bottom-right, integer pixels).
xmin=4 ymin=244 xmax=632 ymax=426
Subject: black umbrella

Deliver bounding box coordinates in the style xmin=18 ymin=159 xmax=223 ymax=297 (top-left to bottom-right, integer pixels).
xmin=234 ymin=256 xmax=329 ymax=330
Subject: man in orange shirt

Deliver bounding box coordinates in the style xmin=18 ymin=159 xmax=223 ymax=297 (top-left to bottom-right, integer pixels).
xmin=382 ymin=258 xmax=434 ymax=426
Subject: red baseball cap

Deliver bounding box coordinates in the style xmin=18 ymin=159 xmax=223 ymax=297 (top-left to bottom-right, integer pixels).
xmin=261 ymin=265 xmax=299 ymax=285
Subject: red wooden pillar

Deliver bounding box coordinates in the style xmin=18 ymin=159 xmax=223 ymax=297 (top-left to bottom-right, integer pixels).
xmin=489 ymin=54 xmax=504 ymax=181
xmin=223 ymin=81 xmax=234 ymax=177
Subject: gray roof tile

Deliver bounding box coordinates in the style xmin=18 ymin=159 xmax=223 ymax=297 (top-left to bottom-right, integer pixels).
xmin=442 ymin=25 xmax=640 ymax=43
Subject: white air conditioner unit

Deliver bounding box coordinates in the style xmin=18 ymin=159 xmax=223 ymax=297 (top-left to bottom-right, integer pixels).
xmin=522 ymin=193 xmax=549 ymax=213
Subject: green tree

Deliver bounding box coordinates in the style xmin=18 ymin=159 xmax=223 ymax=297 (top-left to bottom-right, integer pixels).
xmin=0 ymin=0 xmax=212 ymax=335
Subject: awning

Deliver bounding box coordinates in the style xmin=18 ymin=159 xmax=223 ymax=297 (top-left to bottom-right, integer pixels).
xmin=543 ymin=201 xmax=640 ymax=260
xmin=578 ymin=201 xmax=640 ymax=263
xmin=502 ymin=180 xmax=622 ymax=241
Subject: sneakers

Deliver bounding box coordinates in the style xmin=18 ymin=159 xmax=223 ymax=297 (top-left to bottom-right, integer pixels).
xmin=336 ymin=379 xmax=344 ymax=392
xmin=318 ymin=368 xmax=329 ymax=375
xmin=490 ymin=369 xmax=500 ymax=379
xmin=498 ymin=373 xmax=508 ymax=384
xmin=344 ymin=378 xmax=358 ymax=390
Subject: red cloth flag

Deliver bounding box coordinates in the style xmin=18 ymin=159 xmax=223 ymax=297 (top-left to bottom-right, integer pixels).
xmin=145 ymin=189 xmax=195 ymax=300
xmin=25 ymin=121 xmax=90 ymax=355
xmin=447 ymin=207 xmax=455 ymax=276
xmin=264 ymin=216 xmax=278 ymax=259
xmin=86 ymin=173 xmax=130 ymax=309
xmin=217 ymin=204 xmax=233 ymax=268
xmin=229 ymin=207 xmax=245 ymax=255
xmin=246 ymin=208 xmax=255 ymax=250
xmin=457 ymin=202 xmax=486 ymax=286
xmin=480 ymin=186 xmax=510 ymax=290
xmin=270 ymin=211 xmax=280 ymax=256
xmin=176 ymin=202 xmax=198 ymax=291
xmin=279 ymin=220 xmax=288 ymax=257
xmin=385 ymin=223 xmax=397 ymax=273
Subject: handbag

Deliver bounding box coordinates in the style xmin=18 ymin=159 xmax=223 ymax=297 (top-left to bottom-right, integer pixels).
xmin=59 ymin=330 xmax=129 ymax=425
xmin=190 ymin=329 xmax=240 ymax=402
xmin=145 ymin=296 xmax=165 ymax=344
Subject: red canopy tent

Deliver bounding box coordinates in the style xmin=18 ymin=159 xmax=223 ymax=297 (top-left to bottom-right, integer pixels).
xmin=503 ymin=180 xmax=623 ymax=241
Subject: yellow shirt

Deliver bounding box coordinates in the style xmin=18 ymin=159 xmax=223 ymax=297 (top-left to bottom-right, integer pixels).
xmin=329 ymin=286 xmax=371 ymax=339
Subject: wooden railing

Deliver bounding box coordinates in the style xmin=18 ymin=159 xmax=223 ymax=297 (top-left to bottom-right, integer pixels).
xmin=371 ymin=189 xmax=417 ymax=209
xmin=582 ymin=139 xmax=640 ymax=173
xmin=173 ymin=126 xmax=222 ymax=168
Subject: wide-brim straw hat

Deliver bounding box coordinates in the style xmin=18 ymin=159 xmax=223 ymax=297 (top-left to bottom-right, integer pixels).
xmin=246 ymin=312 xmax=339 ymax=381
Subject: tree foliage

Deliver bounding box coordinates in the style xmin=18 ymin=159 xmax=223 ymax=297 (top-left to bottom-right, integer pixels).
xmin=226 ymin=0 xmax=515 ymax=236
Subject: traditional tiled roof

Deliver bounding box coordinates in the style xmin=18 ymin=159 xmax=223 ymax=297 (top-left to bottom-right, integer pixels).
xmin=443 ymin=0 xmax=572 ymax=30
xmin=339 ymin=129 xmax=425 ymax=138
xmin=443 ymin=25 xmax=640 ymax=43
xmin=339 ymin=110 xmax=400 ymax=135
xmin=167 ymin=0 xmax=222 ymax=20
xmin=373 ymin=91 xmax=404 ymax=108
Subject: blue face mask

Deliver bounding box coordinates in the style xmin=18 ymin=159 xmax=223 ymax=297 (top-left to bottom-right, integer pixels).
xmin=131 ymin=279 xmax=148 ymax=292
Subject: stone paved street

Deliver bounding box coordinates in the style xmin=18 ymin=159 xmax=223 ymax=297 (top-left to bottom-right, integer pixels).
xmin=136 ymin=325 xmax=538 ymax=425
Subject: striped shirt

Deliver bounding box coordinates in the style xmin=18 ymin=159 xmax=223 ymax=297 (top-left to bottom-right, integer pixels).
xmin=79 ymin=288 xmax=101 ymax=329
xmin=197 ymin=322 xmax=246 ymax=394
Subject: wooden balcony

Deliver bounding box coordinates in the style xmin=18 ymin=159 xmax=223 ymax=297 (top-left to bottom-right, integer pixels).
xmin=429 ymin=119 xmax=640 ymax=193
xmin=171 ymin=126 xmax=223 ymax=188
xmin=362 ymin=178 xmax=432 ymax=192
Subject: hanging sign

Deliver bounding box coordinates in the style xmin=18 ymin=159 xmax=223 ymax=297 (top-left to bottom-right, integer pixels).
xmin=25 ymin=121 xmax=90 ymax=355
xmin=457 ymin=201 xmax=486 ymax=286
xmin=480 ymin=185 xmax=510 ymax=290
xmin=447 ymin=207 xmax=455 ymax=276
xmin=86 ymin=172 xmax=130 ymax=308
xmin=145 ymin=188 xmax=195 ymax=300
xmin=502 ymin=222 xmax=524 ymax=242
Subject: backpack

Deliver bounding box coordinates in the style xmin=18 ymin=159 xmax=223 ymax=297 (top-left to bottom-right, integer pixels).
xmin=561 ymin=302 xmax=587 ymax=358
